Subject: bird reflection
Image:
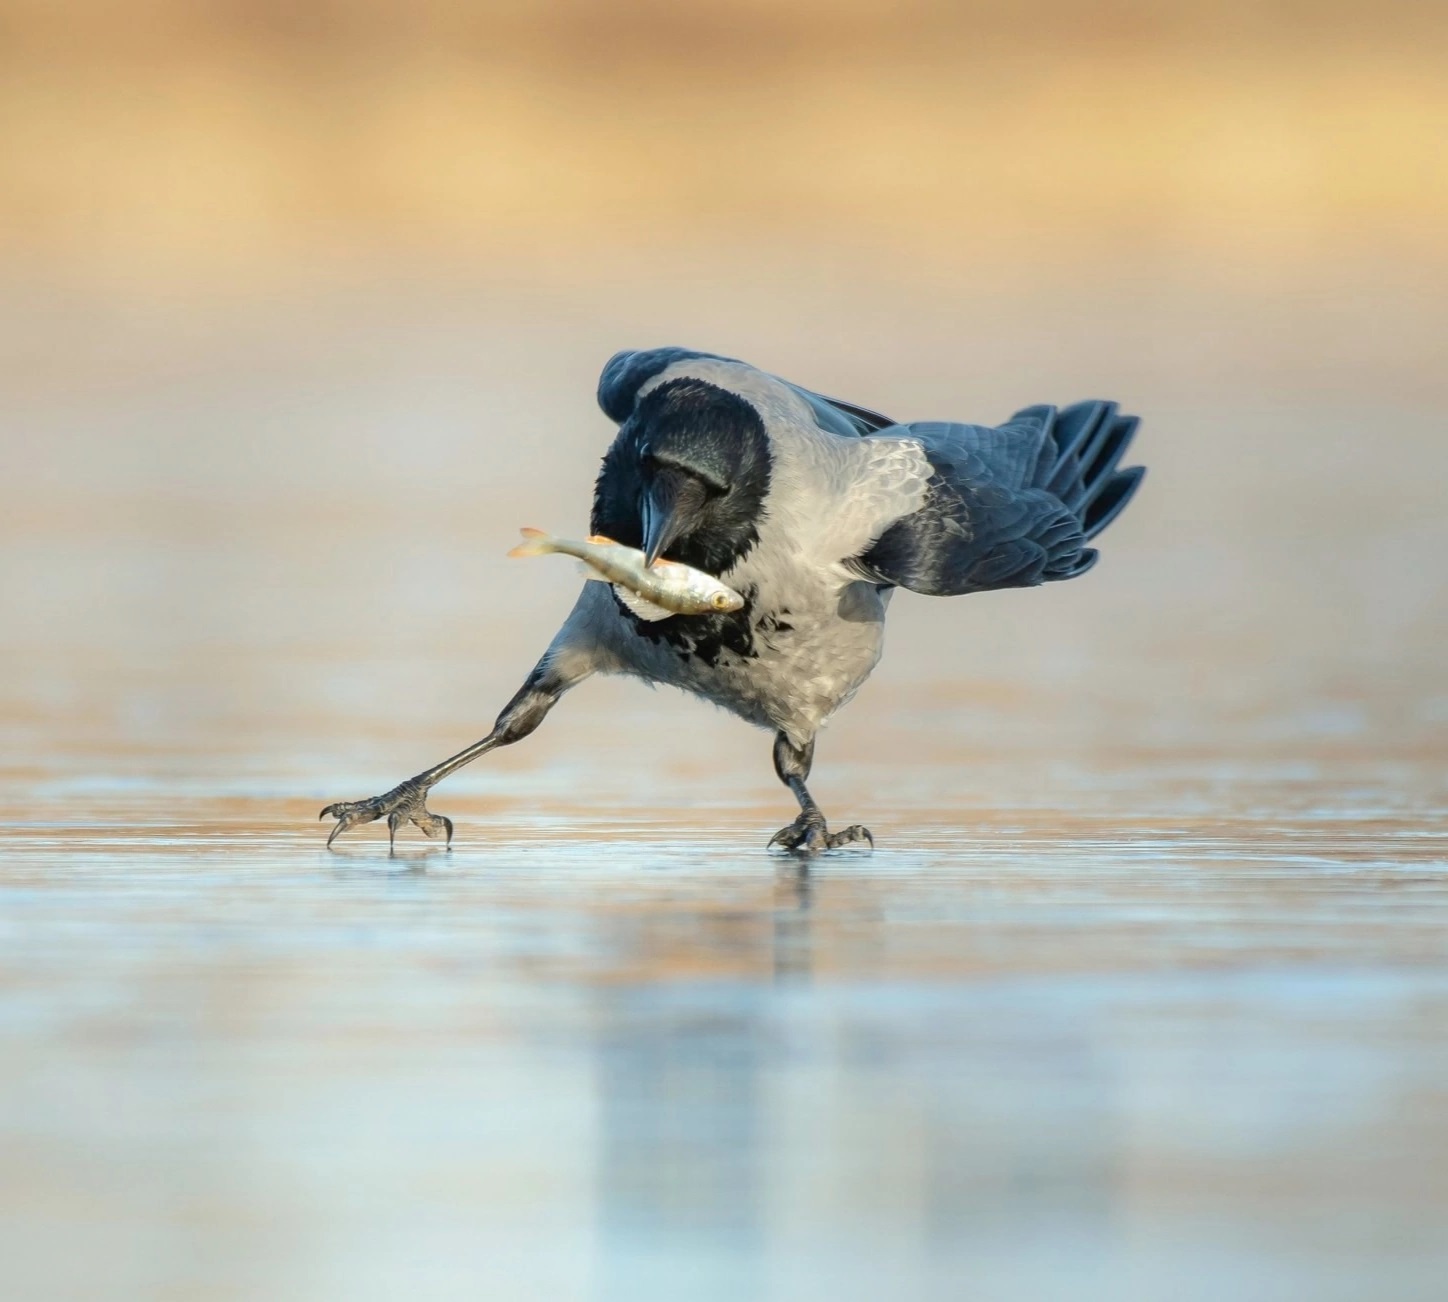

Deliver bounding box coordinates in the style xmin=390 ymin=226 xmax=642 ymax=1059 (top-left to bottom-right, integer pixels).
xmin=772 ymin=861 xmax=812 ymax=985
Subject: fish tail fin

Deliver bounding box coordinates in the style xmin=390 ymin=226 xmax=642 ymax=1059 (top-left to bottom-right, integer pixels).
xmin=507 ymin=527 xmax=554 ymax=559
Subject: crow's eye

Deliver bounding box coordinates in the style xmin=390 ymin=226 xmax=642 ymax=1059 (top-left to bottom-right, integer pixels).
xmin=645 ymin=452 xmax=727 ymax=499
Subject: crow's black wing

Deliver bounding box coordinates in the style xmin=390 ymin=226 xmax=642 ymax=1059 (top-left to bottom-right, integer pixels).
xmin=853 ymin=401 xmax=1144 ymax=595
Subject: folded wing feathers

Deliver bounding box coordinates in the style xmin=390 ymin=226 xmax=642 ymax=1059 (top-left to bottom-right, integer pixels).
xmin=852 ymin=396 xmax=1142 ymax=596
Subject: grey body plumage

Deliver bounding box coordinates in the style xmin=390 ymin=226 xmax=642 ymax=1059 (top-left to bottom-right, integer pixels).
xmin=555 ymin=560 xmax=892 ymax=749
xmin=322 ymin=347 xmax=1145 ymax=853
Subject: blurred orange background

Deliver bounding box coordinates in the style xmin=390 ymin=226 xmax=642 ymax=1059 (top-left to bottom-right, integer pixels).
xmin=3 ymin=0 xmax=1445 ymax=283
xmin=2 ymin=0 xmax=1445 ymax=777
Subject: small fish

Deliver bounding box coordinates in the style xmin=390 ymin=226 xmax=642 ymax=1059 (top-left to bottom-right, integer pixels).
xmin=507 ymin=528 xmax=745 ymax=621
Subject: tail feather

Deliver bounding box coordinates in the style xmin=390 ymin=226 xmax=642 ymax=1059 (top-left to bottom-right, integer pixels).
xmin=1000 ymin=404 xmax=1063 ymax=488
xmin=1045 ymin=402 xmax=1116 ymax=503
xmin=1082 ymin=412 xmax=1136 ymax=480
xmin=1041 ymin=402 xmax=1145 ymax=541
xmin=1082 ymin=464 xmax=1145 ymax=539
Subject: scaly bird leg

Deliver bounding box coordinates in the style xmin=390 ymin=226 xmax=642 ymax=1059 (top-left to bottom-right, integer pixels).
xmin=321 ymin=657 xmax=585 ymax=851
xmin=766 ymin=731 xmax=873 ymax=854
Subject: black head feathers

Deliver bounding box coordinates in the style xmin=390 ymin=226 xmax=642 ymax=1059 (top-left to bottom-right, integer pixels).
xmin=592 ymin=375 xmax=773 ymax=576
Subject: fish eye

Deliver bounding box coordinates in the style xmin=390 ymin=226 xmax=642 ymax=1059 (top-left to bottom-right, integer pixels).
xmin=711 ymin=592 xmax=732 ymax=611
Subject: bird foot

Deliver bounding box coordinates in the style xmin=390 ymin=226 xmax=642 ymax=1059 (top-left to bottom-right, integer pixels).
xmin=767 ymin=815 xmax=873 ymax=855
xmin=320 ymin=779 xmax=453 ymax=851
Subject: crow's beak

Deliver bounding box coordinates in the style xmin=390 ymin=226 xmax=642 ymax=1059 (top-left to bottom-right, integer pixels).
xmin=641 ymin=468 xmax=708 ymax=566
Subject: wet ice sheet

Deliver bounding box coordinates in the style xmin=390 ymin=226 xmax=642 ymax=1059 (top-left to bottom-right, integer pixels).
xmin=2 ymin=774 xmax=1446 ymax=1302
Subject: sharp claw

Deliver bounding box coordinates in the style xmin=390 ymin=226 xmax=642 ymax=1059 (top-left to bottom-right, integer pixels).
xmin=320 ymin=783 xmax=453 ymax=850
xmin=771 ymin=817 xmax=873 ymax=854
xmin=769 ymin=815 xmax=819 ymax=853
xmin=768 ymin=825 xmax=802 ymax=852
xmin=829 ymin=825 xmax=874 ymax=851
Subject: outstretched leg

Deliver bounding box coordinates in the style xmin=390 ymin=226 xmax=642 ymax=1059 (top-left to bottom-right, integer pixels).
xmin=321 ymin=656 xmax=585 ymax=850
xmin=767 ymin=732 xmax=873 ymax=854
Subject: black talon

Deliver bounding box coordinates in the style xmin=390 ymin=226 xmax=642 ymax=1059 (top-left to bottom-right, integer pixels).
xmin=319 ymin=780 xmax=453 ymax=852
xmin=828 ymin=824 xmax=873 ymax=851
xmin=767 ymin=812 xmax=872 ymax=855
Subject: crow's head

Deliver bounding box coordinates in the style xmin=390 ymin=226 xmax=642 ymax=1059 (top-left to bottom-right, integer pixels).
xmin=592 ymin=377 xmax=772 ymax=575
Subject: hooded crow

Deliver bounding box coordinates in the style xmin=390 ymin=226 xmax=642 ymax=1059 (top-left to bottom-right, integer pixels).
xmin=322 ymin=347 xmax=1145 ymax=852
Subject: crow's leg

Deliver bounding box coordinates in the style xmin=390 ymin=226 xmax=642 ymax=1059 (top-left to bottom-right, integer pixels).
xmin=321 ymin=657 xmax=585 ymax=851
xmin=767 ymin=731 xmax=873 ymax=854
